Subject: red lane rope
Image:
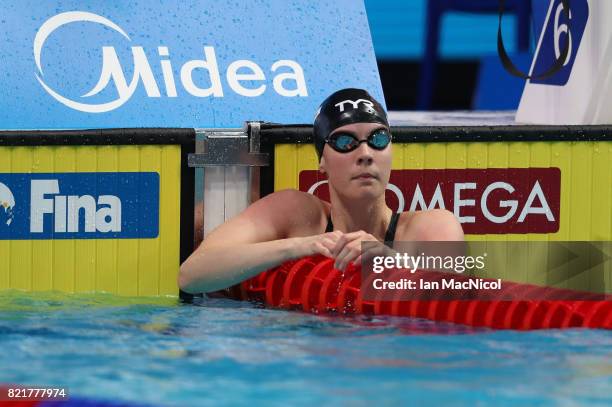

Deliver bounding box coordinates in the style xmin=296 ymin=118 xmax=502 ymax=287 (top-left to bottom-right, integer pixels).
xmin=230 ymin=256 xmax=611 ymax=330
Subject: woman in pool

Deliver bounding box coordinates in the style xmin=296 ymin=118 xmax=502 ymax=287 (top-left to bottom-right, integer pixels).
xmin=179 ymin=88 xmax=464 ymax=294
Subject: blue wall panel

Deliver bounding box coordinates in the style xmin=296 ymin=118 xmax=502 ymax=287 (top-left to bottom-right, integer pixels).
xmin=365 ymin=0 xmax=518 ymax=59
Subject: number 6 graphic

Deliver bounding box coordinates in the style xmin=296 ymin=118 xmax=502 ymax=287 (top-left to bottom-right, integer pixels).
xmin=554 ymin=2 xmax=573 ymax=65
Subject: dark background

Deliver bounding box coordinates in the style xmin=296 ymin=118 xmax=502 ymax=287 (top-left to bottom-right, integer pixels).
xmin=364 ymin=0 xmax=533 ymax=111
xmin=378 ymin=60 xmax=478 ymax=110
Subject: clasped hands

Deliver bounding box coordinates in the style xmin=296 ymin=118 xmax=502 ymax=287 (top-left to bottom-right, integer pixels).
xmin=306 ymin=230 xmax=395 ymax=271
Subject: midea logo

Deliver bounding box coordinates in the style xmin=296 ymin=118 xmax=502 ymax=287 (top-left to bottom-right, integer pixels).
xmin=34 ymin=11 xmax=308 ymax=113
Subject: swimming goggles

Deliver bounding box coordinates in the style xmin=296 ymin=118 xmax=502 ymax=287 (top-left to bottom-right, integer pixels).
xmin=325 ymin=129 xmax=392 ymax=153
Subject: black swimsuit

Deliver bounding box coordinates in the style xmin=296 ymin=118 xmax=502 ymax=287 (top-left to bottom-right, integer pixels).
xmin=325 ymin=212 xmax=400 ymax=246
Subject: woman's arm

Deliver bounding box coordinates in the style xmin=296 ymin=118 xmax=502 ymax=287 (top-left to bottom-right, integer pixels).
xmin=178 ymin=190 xmax=337 ymax=294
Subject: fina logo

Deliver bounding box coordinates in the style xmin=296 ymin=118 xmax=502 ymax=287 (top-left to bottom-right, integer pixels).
xmin=0 ymin=182 xmax=16 ymax=227
xmin=34 ymin=11 xmax=308 ymax=113
xmin=31 ymin=180 xmax=121 ymax=233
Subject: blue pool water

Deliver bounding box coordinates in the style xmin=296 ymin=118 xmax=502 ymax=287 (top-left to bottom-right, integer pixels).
xmin=0 ymin=290 xmax=610 ymax=406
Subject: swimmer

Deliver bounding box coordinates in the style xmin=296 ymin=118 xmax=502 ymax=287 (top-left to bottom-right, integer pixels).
xmin=179 ymin=88 xmax=464 ymax=294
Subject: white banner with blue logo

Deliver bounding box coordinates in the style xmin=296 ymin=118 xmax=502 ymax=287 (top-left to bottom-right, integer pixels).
xmin=517 ymin=0 xmax=612 ymax=124
xmin=0 ymin=1 xmax=383 ymax=129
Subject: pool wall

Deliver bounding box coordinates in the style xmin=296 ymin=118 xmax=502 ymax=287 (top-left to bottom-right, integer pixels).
xmin=0 ymin=129 xmax=195 ymax=296
xmin=0 ymin=123 xmax=610 ymax=295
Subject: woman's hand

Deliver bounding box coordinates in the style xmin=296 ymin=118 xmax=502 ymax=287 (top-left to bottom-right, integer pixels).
xmin=294 ymin=231 xmax=344 ymax=258
xmin=296 ymin=230 xmax=397 ymax=272
xmin=330 ymin=231 xmax=379 ymax=271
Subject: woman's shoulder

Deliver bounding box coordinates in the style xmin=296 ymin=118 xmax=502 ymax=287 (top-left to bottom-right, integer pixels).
xmin=251 ymin=189 xmax=329 ymax=235
xmin=261 ymin=189 xmax=329 ymax=211
xmin=395 ymin=209 xmax=464 ymax=241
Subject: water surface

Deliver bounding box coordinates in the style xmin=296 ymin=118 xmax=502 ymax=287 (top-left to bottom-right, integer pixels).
xmin=0 ymin=290 xmax=610 ymax=406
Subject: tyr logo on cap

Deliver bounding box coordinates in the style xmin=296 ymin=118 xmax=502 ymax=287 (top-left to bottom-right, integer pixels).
xmin=334 ymin=99 xmax=374 ymax=112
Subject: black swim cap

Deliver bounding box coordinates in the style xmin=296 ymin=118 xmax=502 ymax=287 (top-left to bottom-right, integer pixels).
xmin=313 ymin=88 xmax=388 ymax=160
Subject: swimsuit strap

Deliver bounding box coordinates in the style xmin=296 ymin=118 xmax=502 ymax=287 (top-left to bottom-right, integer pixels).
xmin=383 ymin=212 xmax=400 ymax=245
xmin=325 ymin=212 xmax=400 ymax=245
xmin=325 ymin=216 xmax=334 ymax=233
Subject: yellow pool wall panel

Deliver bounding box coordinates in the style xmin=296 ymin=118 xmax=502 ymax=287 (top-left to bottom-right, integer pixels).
xmin=0 ymin=145 xmax=181 ymax=296
xmin=274 ymin=141 xmax=612 ymax=241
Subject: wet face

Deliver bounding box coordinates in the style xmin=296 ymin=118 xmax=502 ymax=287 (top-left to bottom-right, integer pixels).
xmin=319 ymin=122 xmax=392 ymax=202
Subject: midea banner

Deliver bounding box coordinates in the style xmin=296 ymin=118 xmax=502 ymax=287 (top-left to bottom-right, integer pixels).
xmin=0 ymin=1 xmax=383 ymax=129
